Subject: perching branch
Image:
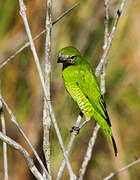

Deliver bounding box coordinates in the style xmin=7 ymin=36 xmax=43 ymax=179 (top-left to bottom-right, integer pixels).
xmin=78 ymin=123 xmax=100 ymax=180
xmin=56 ymin=114 xmax=82 ymax=180
xmin=0 ymin=132 xmax=45 ymax=180
xmin=0 ymin=2 xmax=79 ymax=69
xmin=77 ymin=2 xmax=127 ymax=176
xmin=103 ymin=158 xmax=140 ymax=180
xmin=100 ymin=0 xmax=109 ymax=95
xmin=78 ymin=0 xmax=113 ymax=178
xmin=95 ymin=0 xmax=127 ymax=77
xmin=81 ymin=2 xmax=127 ymax=171
xmin=43 ymin=0 xmax=52 ymax=175
xmin=18 ymin=0 xmax=76 ymax=179
xmin=0 ymin=99 xmax=8 ymax=180
xmin=0 ymin=94 xmax=50 ymax=179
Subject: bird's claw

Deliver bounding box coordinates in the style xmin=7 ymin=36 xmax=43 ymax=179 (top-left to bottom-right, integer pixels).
xmin=70 ymin=126 xmax=80 ymax=135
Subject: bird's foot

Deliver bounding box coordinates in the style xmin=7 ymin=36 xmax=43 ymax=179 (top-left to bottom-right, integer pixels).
xmin=70 ymin=126 xmax=80 ymax=135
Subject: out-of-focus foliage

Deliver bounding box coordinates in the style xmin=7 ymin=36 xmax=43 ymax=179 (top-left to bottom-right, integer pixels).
xmin=0 ymin=0 xmax=140 ymax=180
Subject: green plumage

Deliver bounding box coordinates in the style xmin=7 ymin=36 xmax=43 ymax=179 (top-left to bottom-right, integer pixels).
xmin=57 ymin=46 xmax=117 ymax=156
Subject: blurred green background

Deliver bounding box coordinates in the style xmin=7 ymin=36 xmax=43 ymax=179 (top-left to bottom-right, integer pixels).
xmin=0 ymin=0 xmax=140 ymax=179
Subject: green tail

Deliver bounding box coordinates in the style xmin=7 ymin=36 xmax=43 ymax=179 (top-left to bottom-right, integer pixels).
xmin=109 ymin=135 xmax=118 ymax=156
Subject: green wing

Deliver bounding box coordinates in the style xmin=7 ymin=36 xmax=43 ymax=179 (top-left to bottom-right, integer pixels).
xmin=77 ymin=66 xmax=111 ymax=127
xmin=62 ymin=63 xmax=111 ymax=127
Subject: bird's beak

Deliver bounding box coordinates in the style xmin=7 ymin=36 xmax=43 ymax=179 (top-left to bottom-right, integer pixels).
xmin=57 ymin=57 xmax=64 ymax=63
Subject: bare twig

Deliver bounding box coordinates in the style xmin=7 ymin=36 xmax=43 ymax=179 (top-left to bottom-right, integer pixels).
xmin=103 ymin=158 xmax=140 ymax=180
xmin=18 ymin=1 xmax=76 ymax=179
xmin=0 ymin=94 xmax=50 ymax=179
xmin=57 ymin=114 xmax=82 ymax=180
xmin=0 ymin=132 xmax=45 ymax=180
xmin=52 ymin=2 xmax=79 ymax=25
xmin=78 ymin=123 xmax=100 ymax=180
xmin=0 ymin=2 xmax=79 ymax=69
xmin=0 ymin=100 xmax=8 ymax=180
xmin=100 ymin=0 xmax=109 ymax=94
xmin=48 ymin=103 xmax=77 ymax=179
xmin=95 ymin=0 xmax=127 ymax=77
xmin=0 ymin=30 xmax=45 ymax=69
xmin=43 ymin=0 xmax=52 ymax=176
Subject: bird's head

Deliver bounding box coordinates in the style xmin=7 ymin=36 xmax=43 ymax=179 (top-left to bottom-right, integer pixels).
xmin=57 ymin=46 xmax=81 ymax=66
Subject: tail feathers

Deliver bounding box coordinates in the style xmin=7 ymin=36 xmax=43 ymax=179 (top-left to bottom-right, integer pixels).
xmin=110 ymin=136 xmax=118 ymax=156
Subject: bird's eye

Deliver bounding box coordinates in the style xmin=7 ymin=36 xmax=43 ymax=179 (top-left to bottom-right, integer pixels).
xmin=71 ymin=55 xmax=76 ymax=59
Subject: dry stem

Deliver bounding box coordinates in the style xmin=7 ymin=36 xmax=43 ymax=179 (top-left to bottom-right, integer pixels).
xmin=0 ymin=99 xmax=8 ymax=180
xmin=0 ymin=132 xmax=45 ymax=180
xmin=103 ymin=158 xmax=140 ymax=180
xmin=43 ymin=0 xmax=52 ymax=175
xmin=95 ymin=0 xmax=127 ymax=77
xmin=0 ymin=94 xmax=50 ymax=179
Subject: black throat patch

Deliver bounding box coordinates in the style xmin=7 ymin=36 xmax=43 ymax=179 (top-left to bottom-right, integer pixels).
xmin=62 ymin=62 xmax=74 ymax=70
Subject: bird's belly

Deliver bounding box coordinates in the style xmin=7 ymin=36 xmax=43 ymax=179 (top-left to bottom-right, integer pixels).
xmin=66 ymin=83 xmax=94 ymax=117
xmin=78 ymin=100 xmax=94 ymax=118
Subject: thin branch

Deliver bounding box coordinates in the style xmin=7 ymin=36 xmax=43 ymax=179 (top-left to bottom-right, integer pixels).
xmin=48 ymin=102 xmax=77 ymax=179
xmin=0 ymin=132 xmax=45 ymax=180
xmin=100 ymin=0 xmax=109 ymax=94
xmin=43 ymin=0 xmax=52 ymax=176
xmin=0 ymin=29 xmax=45 ymax=69
xmin=95 ymin=0 xmax=127 ymax=77
xmin=78 ymin=123 xmax=100 ymax=180
xmin=0 ymin=100 xmax=8 ymax=180
xmin=56 ymin=114 xmax=82 ymax=180
xmin=80 ymin=3 xmax=127 ymax=172
xmin=78 ymin=1 xmax=127 ymax=178
xmin=18 ymin=0 xmax=76 ymax=179
xmin=52 ymin=2 xmax=79 ymax=25
xmin=103 ymin=0 xmax=109 ymax=51
xmin=0 ymin=94 xmax=50 ymax=179
xmin=0 ymin=2 xmax=79 ymax=69
xmin=103 ymin=158 xmax=140 ymax=180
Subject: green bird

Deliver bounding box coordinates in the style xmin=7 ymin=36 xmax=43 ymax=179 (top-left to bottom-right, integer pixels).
xmin=57 ymin=46 xmax=117 ymax=156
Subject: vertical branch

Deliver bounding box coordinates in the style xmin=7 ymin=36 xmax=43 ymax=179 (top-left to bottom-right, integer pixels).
xmin=78 ymin=0 xmax=127 ymax=178
xmin=100 ymin=0 xmax=109 ymax=94
xmin=95 ymin=0 xmax=127 ymax=77
xmin=57 ymin=115 xmax=82 ymax=180
xmin=18 ymin=0 xmax=76 ymax=179
xmin=78 ymin=123 xmax=100 ymax=180
xmin=0 ymin=99 xmax=8 ymax=180
xmin=78 ymin=1 xmax=110 ymax=179
xmin=43 ymin=0 xmax=52 ymax=174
